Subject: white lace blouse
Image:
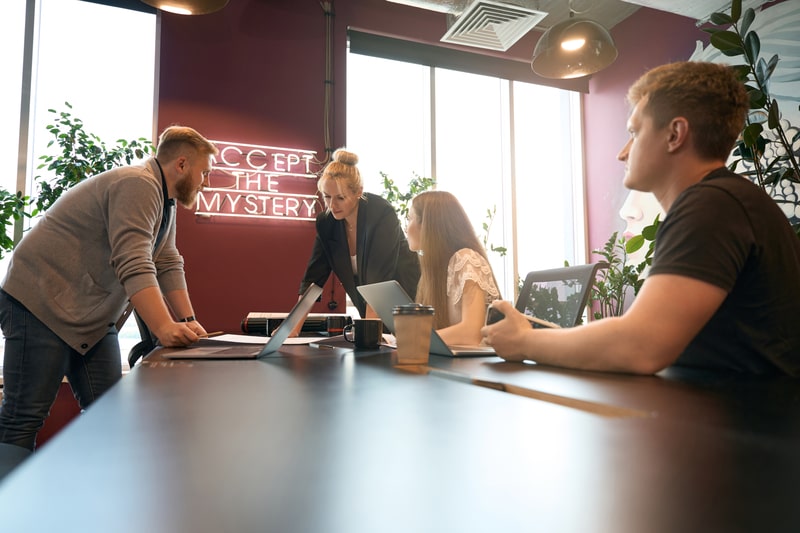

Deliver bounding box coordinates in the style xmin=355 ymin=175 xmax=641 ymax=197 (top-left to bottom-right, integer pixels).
xmin=446 ymin=248 xmax=501 ymax=325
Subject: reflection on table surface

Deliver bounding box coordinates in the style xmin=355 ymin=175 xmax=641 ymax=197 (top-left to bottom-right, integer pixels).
xmin=0 ymin=341 xmax=797 ymax=533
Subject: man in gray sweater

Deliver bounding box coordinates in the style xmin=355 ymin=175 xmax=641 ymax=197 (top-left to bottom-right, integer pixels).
xmin=0 ymin=125 xmax=216 ymax=469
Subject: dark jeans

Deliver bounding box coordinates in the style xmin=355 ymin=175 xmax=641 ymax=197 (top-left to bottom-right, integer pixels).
xmin=0 ymin=290 xmax=121 ymax=453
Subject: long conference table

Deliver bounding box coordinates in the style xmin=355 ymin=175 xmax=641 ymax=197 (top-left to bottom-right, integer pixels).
xmin=0 ymin=337 xmax=798 ymax=532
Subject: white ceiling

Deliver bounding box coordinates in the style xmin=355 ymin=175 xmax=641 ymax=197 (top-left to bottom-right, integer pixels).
xmin=387 ymin=0 xmax=775 ymax=33
xmin=530 ymin=0 xmax=640 ymax=32
xmin=620 ymin=0 xmax=771 ymax=24
xmin=529 ymin=0 xmax=773 ymax=30
xmin=385 ymin=0 xmax=638 ymax=33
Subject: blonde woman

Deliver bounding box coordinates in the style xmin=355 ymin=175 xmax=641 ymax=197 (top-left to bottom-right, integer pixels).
xmin=406 ymin=190 xmax=501 ymax=346
xmin=295 ymin=149 xmax=420 ymax=331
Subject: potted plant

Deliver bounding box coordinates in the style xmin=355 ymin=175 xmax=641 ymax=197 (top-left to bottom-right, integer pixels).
xmin=380 ymin=170 xmax=436 ymax=220
xmin=0 ymin=190 xmax=31 ymax=260
xmin=704 ymin=0 xmax=800 ymax=234
xmin=33 ymin=102 xmax=154 ymax=213
xmin=0 ymin=102 xmax=154 ymax=259
xmin=591 ymin=217 xmax=659 ymax=319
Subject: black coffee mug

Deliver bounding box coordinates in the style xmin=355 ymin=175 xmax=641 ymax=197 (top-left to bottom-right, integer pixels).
xmin=343 ymin=319 xmax=383 ymax=349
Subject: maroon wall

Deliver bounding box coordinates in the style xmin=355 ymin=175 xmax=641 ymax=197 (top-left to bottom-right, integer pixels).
xmin=582 ymin=10 xmax=704 ymax=258
xmin=158 ymin=1 xmax=337 ymax=332
xmin=157 ymin=0 xmax=703 ymax=332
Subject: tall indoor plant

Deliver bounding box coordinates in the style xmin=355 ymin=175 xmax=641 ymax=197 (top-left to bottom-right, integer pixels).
xmin=590 ymin=217 xmax=658 ymax=319
xmin=0 ymin=102 xmax=154 ymax=259
xmin=34 ymin=102 xmax=154 ymax=213
xmin=380 ymin=171 xmax=507 ymax=257
xmin=705 ymin=0 xmax=800 ymax=233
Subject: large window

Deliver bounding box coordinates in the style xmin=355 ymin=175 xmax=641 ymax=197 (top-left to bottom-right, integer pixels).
xmin=347 ymin=50 xmax=586 ymax=300
xmin=0 ymin=0 xmax=28 ymax=219
xmin=0 ymin=0 xmax=156 ymax=368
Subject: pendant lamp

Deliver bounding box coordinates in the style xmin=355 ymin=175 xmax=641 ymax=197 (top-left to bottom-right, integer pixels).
xmin=531 ymin=3 xmax=618 ymax=79
xmin=139 ymin=0 xmax=229 ymax=15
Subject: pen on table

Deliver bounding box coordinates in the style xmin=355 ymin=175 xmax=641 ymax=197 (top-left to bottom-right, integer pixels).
xmin=198 ymin=331 xmax=225 ymax=338
xmin=309 ymin=342 xmax=337 ymax=350
xmin=521 ymin=314 xmax=561 ymax=329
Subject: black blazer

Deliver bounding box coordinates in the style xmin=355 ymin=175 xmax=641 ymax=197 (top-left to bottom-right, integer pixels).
xmin=299 ymin=192 xmax=420 ymax=317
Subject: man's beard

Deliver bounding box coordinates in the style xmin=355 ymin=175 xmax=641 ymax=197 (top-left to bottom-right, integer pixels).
xmin=175 ymin=175 xmax=199 ymax=209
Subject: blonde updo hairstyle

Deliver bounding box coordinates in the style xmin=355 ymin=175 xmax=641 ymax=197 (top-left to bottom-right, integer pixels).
xmin=318 ymin=148 xmax=365 ymax=201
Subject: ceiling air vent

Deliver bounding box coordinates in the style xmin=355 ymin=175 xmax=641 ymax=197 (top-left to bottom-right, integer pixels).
xmin=440 ymin=0 xmax=547 ymax=51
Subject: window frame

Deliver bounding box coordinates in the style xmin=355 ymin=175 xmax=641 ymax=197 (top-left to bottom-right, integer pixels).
xmin=346 ymin=41 xmax=588 ymax=301
xmin=1 ymin=0 xmax=158 ymax=372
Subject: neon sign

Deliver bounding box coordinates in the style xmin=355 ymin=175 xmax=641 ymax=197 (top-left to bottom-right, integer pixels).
xmin=195 ymin=140 xmax=321 ymax=221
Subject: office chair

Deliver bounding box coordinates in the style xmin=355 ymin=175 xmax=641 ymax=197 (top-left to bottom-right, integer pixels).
xmin=516 ymin=262 xmax=608 ymax=328
xmin=127 ymin=311 xmax=157 ymax=368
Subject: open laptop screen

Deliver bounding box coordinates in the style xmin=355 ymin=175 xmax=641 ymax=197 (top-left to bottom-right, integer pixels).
xmin=163 ymin=283 xmax=323 ymax=359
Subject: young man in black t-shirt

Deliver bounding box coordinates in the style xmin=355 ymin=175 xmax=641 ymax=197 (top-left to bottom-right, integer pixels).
xmin=482 ymin=61 xmax=800 ymax=377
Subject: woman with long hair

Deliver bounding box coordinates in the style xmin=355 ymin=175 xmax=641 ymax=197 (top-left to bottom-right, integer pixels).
xmin=406 ymin=190 xmax=500 ymax=345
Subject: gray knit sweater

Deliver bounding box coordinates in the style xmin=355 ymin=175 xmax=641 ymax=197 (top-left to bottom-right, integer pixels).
xmin=2 ymin=158 xmax=186 ymax=354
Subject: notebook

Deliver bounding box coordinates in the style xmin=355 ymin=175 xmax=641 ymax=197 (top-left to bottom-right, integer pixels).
xmin=357 ymin=280 xmax=496 ymax=357
xmin=162 ymin=283 xmax=324 ymax=360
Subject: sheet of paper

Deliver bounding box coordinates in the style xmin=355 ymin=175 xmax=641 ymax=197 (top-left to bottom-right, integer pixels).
xmin=382 ymin=333 xmax=397 ymax=348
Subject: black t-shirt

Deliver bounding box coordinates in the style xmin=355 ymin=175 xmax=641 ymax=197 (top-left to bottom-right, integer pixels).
xmin=648 ymin=167 xmax=800 ymax=376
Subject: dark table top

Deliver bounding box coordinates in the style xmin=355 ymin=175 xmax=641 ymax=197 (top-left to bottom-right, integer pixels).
xmin=0 ymin=340 xmax=798 ymax=533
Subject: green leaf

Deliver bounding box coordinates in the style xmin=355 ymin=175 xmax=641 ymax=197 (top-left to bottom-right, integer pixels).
xmin=779 ymin=168 xmax=799 ymax=183
xmin=742 ymin=123 xmax=763 ymax=147
xmin=748 ymin=89 xmax=767 ymax=109
xmin=731 ymin=64 xmax=751 ymax=81
xmin=730 ymin=0 xmax=741 ymax=22
xmin=744 ymin=31 xmax=760 ymax=65
xmin=740 ymin=8 xmax=755 ymax=36
xmin=754 ymin=57 xmax=769 ymax=87
xmin=710 ymin=31 xmax=743 ymax=54
xmin=642 ymin=223 xmax=660 ymax=241
xmin=625 ymin=235 xmax=644 ymax=253
xmin=768 ymin=99 xmax=780 ymax=130
xmin=709 ymin=12 xmax=733 ymax=25
xmin=762 ymin=170 xmax=781 ymax=186
xmin=719 ymin=48 xmax=745 ymax=58
xmin=765 ymin=54 xmax=780 ymax=79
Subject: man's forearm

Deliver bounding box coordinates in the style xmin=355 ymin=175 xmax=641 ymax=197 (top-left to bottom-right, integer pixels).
xmin=130 ymin=286 xmax=175 ymax=334
xmin=163 ymin=288 xmax=195 ymax=322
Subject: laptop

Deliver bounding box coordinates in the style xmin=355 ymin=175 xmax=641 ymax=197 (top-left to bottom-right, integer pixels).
xmin=357 ymin=280 xmax=496 ymax=357
xmin=162 ymin=283 xmax=324 ymax=359
xmin=515 ymin=263 xmax=605 ymax=328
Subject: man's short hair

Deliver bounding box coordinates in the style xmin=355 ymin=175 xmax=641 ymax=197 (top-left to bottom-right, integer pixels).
xmin=156 ymin=125 xmax=219 ymax=162
xmin=627 ymin=61 xmax=749 ymax=161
